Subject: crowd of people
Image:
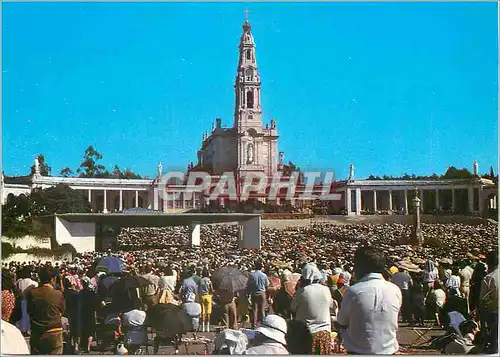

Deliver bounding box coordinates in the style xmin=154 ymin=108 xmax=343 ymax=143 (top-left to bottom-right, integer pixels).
xmin=1 ymin=221 xmax=498 ymax=355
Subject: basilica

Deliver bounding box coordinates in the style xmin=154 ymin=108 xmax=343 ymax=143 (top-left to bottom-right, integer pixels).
xmin=1 ymin=17 xmax=497 ymax=217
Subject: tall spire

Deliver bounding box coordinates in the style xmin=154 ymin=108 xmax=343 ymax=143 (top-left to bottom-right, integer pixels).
xmin=233 ymin=12 xmax=262 ymax=131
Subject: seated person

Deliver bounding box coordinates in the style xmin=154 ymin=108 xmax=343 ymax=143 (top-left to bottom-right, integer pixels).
xmin=441 ymin=289 xmax=469 ymax=329
xmin=122 ymin=300 xmax=148 ymax=354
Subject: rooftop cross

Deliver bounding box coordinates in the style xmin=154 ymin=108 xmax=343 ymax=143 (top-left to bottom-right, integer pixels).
xmin=244 ymin=9 xmax=249 ymax=22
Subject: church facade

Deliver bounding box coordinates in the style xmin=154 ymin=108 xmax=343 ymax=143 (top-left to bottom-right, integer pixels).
xmin=192 ymin=19 xmax=280 ymax=178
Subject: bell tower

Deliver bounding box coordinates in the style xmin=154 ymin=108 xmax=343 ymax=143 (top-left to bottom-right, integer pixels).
xmin=233 ymin=11 xmax=263 ymax=132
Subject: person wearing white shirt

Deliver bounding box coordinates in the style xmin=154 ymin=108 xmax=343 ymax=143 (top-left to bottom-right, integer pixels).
xmin=391 ymin=268 xmax=413 ymax=323
xmin=336 ymin=247 xmax=402 ymax=355
xmin=446 ymin=267 xmax=461 ymax=296
xmin=459 ymin=262 xmax=474 ymax=312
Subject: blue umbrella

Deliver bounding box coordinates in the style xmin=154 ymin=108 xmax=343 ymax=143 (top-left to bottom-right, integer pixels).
xmin=96 ymin=256 xmax=125 ymax=274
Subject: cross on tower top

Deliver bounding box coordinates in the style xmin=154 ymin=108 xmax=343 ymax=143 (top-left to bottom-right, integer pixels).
xmin=244 ymin=9 xmax=249 ymax=22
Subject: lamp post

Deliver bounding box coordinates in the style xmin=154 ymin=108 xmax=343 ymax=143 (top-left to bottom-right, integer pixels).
xmin=412 ymin=188 xmax=424 ymax=246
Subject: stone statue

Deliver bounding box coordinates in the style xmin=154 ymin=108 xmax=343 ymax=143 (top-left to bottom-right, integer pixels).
xmin=247 ymin=143 xmax=254 ymax=164
xmin=473 ymin=161 xmax=479 ymax=176
xmin=279 ymin=151 xmax=284 ymax=166
xmin=34 ymin=157 xmax=41 ymax=175
xmin=157 ymin=162 xmax=163 ymax=177
xmin=348 ymin=164 xmax=354 ymax=180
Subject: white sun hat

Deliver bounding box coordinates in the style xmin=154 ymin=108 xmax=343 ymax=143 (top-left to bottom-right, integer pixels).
xmin=256 ymin=315 xmax=288 ymax=346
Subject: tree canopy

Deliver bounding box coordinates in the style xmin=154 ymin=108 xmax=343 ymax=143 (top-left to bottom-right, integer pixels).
xmin=30 ymin=154 xmax=51 ymax=176
xmin=366 ymin=166 xmax=474 ymax=181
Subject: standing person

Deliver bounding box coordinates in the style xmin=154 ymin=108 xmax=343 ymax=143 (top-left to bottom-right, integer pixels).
xmin=291 ymin=263 xmax=333 ymax=355
xmin=391 ymin=267 xmax=413 ymax=323
xmin=336 ymin=247 xmax=402 ymax=355
xmin=459 ymin=260 xmax=474 ymax=313
xmin=140 ymin=261 xmax=160 ymax=310
xmin=2 ymin=270 xmax=16 ymax=322
xmin=422 ymin=259 xmax=438 ymax=296
xmin=246 ymin=261 xmax=270 ymax=329
xmin=198 ymin=269 xmax=213 ymax=332
xmin=26 ymin=266 xmax=66 ymax=355
xmin=217 ymin=289 xmax=238 ymax=330
xmin=479 ymin=250 xmax=498 ymax=354
xmin=445 ymin=266 xmax=461 ymax=297
xmin=179 ymin=267 xmax=198 ymax=302
xmin=470 ymin=258 xmax=488 ymax=312
xmin=15 ymin=266 xmax=39 ymax=335
xmin=158 ymin=265 xmax=176 ymax=305
xmin=332 ymin=277 xmax=348 ymax=311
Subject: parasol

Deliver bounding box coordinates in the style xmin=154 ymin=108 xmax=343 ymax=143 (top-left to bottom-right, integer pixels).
xmin=96 ymin=256 xmax=125 ymax=274
xmin=212 ymin=267 xmax=248 ymax=293
xmin=110 ymin=275 xmax=151 ymax=295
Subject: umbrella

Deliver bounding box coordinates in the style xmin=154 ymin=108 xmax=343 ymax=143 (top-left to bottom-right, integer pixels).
xmin=96 ymin=256 xmax=124 ymax=274
xmin=110 ymin=275 xmax=151 ymax=295
xmin=212 ymin=267 xmax=248 ymax=293
xmin=147 ymin=303 xmax=185 ymax=337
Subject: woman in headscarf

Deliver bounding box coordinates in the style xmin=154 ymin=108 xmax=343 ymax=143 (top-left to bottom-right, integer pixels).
xmin=291 ymin=263 xmax=333 ymax=355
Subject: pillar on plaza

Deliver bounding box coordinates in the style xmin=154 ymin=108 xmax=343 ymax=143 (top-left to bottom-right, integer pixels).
xmin=355 ymin=188 xmax=361 ymax=215
xmin=119 ymin=190 xmax=123 ymax=211
xmin=419 ymin=189 xmax=424 ymax=213
xmin=451 ymin=188 xmax=456 ymax=212
xmin=239 ymin=217 xmax=261 ymax=249
xmin=388 ymin=190 xmax=393 ymax=214
xmin=103 ymin=189 xmax=108 ymax=213
xmin=411 ymin=189 xmax=424 ymax=246
xmin=135 ymin=190 xmax=139 ymax=208
xmin=468 ymin=187 xmax=474 ymax=213
xmin=190 ymin=223 xmax=201 ymax=246
xmin=404 ymin=190 xmax=409 ymax=214
xmin=346 ymin=188 xmax=352 ymax=215
xmin=373 ymin=190 xmax=377 ymax=213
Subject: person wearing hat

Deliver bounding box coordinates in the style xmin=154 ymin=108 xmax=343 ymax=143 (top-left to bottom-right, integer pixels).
xmin=244 ymin=314 xmax=288 ymax=355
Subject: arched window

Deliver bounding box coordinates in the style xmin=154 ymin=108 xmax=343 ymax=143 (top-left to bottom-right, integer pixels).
xmin=246 ymin=90 xmax=254 ymax=108
xmin=247 ymin=114 xmax=253 ymax=120
xmin=246 ymin=50 xmax=251 ymax=60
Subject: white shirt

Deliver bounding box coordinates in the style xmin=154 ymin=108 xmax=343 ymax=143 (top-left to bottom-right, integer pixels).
xmin=459 ymin=266 xmax=474 ymax=288
xmin=391 ymin=272 xmax=413 ymax=291
xmin=337 ymin=273 xmax=402 ymax=355
xmin=432 ymin=289 xmax=446 ymax=307
xmin=1 ymin=320 xmax=30 ymax=355
xmin=446 ymin=275 xmax=461 ymax=291
xmin=159 ymin=275 xmax=176 ymax=292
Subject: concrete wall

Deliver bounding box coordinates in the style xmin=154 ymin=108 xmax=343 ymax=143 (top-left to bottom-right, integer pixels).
xmin=2 ymin=253 xmax=63 ymax=264
xmin=55 ymin=217 xmax=96 ymax=253
xmin=2 ymin=236 xmax=51 ymax=249
xmin=240 ymin=217 xmax=261 ymax=249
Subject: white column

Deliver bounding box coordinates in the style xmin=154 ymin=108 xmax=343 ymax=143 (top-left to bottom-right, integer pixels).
xmin=163 ymin=192 xmax=168 ymax=211
xmin=88 ymin=189 xmax=92 ymax=203
xmin=153 ymin=188 xmax=159 ymax=210
xmin=135 ymin=190 xmax=139 ymax=208
xmin=451 ymin=189 xmax=456 ymax=211
xmin=388 ymin=190 xmax=393 ymax=213
xmin=435 ymin=189 xmax=440 ymax=210
xmin=419 ymin=189 xmax=424 ymax=212
xmin=192 ymin=193 xmax=196 ymax=209
xmin=103 ymin=189 xmax=108 ymax=213
xmin=119 ymin=190 xmax=123 ymax=211
xmin=468 ymin=187 xmax=474 ymax=213
xmin=346 ymin=188 xmax=352 ymax=215
xmin=404 ymin=189 xmax=409 ymax=214
xmin=190 ymin=223 xmax=201 ymax=246
xmin=373 ymin=190 xmax=377 ymax=212
xmin=172 ymin=192 xmax=176 ymax=209
xmin=355 ymin=188 xmax=361 ymax=215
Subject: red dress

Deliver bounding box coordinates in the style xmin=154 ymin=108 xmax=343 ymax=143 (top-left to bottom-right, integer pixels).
xmin=1 ymin=290 xmax=16 ymax=321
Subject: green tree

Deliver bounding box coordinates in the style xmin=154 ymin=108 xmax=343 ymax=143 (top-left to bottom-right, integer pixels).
xmin=77 ymin=145 xmax=106 ymax=178
xmin=121 ymin=168 xmax=142 ymax=179
xmin=60 ymin=167 xmax=73 ymax=177
xmin=442 ymin=166 xmax=473 ymax=179
xmin=30 ymin=154 xmax=51 ymax=176
xmin=30 ymin=184 xmax=92 ymax=215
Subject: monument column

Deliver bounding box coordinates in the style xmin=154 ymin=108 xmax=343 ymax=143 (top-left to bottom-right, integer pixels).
xmin=388 ymin=190 xmax=393 ymax=213
xmin=346 ymin=188 xmax=352 ymax=215
xmin=373 ymin=190 xmax=377 ymax=213
xmin=468 ymin=186 xmax=474 ymax=213
xmin=404 ymin=189 xmax=409 ymax=214
xmin=419 ymin=189 xmax=424 ymax=212
xmin=119 ymin=190 xmax=123 ymax=211
xmin=135 ymin=190 xmax=139 ymax=208
xmin=103 ymin=189 xmax=108 ymax=213
xmin=355 ymin=188 xmax=361 ymax=215
xmin=88 ymin=189 xmax=92 ymax=203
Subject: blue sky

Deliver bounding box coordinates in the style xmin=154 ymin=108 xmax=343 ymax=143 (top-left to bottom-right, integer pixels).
xmin=2 ymin=2 xmax=498 ymax=179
